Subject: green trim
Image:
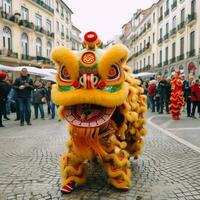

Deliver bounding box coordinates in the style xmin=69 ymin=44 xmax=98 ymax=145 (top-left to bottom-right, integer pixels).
xmin=58 ymin=85 xmax=73 ymax=92
xmin=103 ymin=85 xmax=121 ymax=93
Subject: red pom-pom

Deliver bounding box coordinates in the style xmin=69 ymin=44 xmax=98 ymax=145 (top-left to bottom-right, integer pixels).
xmin=84 ymin=32 xmax=98 ymax=43
xmin=98 ymin=80 xmax=106 ymax=88
xmin=72 ymin=81 xmax=80 ymax=88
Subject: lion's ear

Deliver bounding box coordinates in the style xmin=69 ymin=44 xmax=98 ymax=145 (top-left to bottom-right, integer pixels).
xmin=51 ymin=47 xmax=79 ymax=80
xmin=98 ymin=44 xmax=129 ymax=80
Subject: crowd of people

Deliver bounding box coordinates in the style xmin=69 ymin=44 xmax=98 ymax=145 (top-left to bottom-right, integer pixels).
xmin=1 ymin=68 xmax=200 ymax=128
xmin=0 ymin=68 xmax=56 ymax=128
xmin=140 ymin=74 xmax=200 ymax=119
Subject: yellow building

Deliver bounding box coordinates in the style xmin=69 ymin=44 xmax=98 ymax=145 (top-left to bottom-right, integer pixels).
xmin=0 ymin=0 xmax=81 ymax=67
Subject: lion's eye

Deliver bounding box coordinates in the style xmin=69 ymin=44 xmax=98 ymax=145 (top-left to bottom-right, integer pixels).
xmin=59 ymin=64 xmax=71 ymax=82
xmin=107 ymin=64 xmax=121 ymax=81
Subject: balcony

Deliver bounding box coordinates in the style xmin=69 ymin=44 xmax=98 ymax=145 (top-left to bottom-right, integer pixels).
xmin=170 ymin=57 xmax=176 ymax=64
xmin=46 ymin=31 xmax=54 ymax=38
xmin=36 ymin=56 xmax=51 ymax=64
xmin=170 ymin=28 xmax=177 ymax=37
xmin=187 ymin=49 xmax=196 ymax=58
xmin=0 ymin=49 xmax=18 ymax=58
xmin=165 ymin=9 xmax=169 ymax=17
xmin=164 ymin=33 xmax=169 ymax=41
xmin=21 ymin=54 xmax=36 ymax=60
xmin=0 ymin=11 xmax=17 ymax=23
xmin=35 ymin=26 xmax=45 ymax=34
xmin=32 ymin=0 xmax=54 ymax=13
xmin=163 ymin=60 xmax=169 ymax=66
xmin=158 ymin=15 xmax=163 ymax=23
xmin=158 ymin=63 xmax=162 ymax=68
xmin=158 ymin=38 xmax=163 ymax=45
xmin=187 ymin=13 xmax=197 ymax=26
xmin=178 ymin=21 xmax=186 ymax=32
xmin=177 ymin=54 xmax=184 ymax=61
xmin=171 ymin=1 xmax=177 ymax=10
xmin=19 ymin=20 xmax=34 ymax=30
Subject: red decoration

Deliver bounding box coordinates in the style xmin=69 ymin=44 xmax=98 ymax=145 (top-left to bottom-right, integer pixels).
xmin=98 ymin=80 xmax=106 ymax=88
xmin=84 ymin=32 xmax=98 ymax=43
xmin=72 ymin=81 xmax=80 ymax=88
xmin=0 ymin=71 xmax=7 ymax=80
xmin=81 ymin=51 xmax=96 ymax=66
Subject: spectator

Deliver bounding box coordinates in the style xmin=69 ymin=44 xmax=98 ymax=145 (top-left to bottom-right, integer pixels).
xmin=13 ymin=68 xmax=34 ymax=126
xmin=184 ymin=76 xmax=194 ymax=117
xmin=32 ymin=80 xmax=46 ymax=120
xmin=148 ymin=77 xmax=157 ymax=112
xmin=190 ymin=79 xmax=200 ymax=119
xmin=46 ymin=81 xmax=52 ymax=115
xmin=157 ymin=76 xmax=169 ymax=114
xmin=0 ymin=71 xmax=11 ymax=127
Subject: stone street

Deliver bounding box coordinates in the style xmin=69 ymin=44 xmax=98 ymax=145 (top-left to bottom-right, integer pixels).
xmin=0 ymin=113 xmax=200 ymax=200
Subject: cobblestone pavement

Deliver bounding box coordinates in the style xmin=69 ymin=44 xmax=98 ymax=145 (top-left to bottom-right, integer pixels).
xmin=149 ymin=112 xmax=200 ymax=148
xmin=0 ymin=116 xmax=200 ymax=200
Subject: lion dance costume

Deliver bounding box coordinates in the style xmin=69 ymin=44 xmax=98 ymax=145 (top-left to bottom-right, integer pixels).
xmin=169 ymin=70 xmax=185 ymax=120
xmin=51 ymin=32 xmax=147 ymax=193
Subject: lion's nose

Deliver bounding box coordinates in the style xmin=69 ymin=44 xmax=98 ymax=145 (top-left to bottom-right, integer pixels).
xmin=80 ymin=74 xmax=99 ymax=89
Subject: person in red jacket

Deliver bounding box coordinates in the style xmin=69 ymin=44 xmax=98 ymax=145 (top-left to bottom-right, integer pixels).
xmin=191 ymin=79 xmax=200 ymax=119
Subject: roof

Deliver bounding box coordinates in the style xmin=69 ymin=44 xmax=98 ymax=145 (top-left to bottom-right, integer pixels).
xmin=72 ymin=25 xmax=81 ymax=33
xmin=59 ymin=0 xmax=73 ymax=14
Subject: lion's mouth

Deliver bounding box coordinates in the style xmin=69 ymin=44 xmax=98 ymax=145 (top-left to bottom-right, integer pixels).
xmin=63 ymin=104 xmax=115 ymax=128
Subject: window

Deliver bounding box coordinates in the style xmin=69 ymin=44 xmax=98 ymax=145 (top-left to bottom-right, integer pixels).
xmin=148 ymin=36 xmax=150 ymax=43
xmin=153 ymin=13 xmax=155 ymax=23
xmin=160 ymin=6 xmax=163 ymax=16
xmin=153 ymin=33 xmax=155 ymax=43
xmin=45 ymin=0 xmax=52 ymax=7
xmin=47 ymin=41 xmax=52 ymax=58
xmin=21 ymin=33 xmax=28 ymax=56
xmin=3 ymin=26 xmax=12 ymax=50
xmin=166 ymin=0 xmax=169 ymax=10
xmin=159 ymin=27 xmax=163 ymax=39
xmin=180 ymin=37 xmax=184 ymax=55
xmin=172 ymin=42 xmax=176 ymax=58
xmin=61 ymin=7 xmax=64 ymax=16
xmin=172 ymin=16 xmax=176 ymax=28
xmin=143 ymin=39 xmax=146 ymax=47
xmin=36 ymin=14 xmax=42 ymax=28
xmin=36 ymin=37 xmax=42 ymax=57
xmin=181 ymin=8 xmax=185 ymax=22
xmin=166 ymin=23 xmax=169 ymax=34
xmin=165 ymin=47 xmax=168 ymax=61
xmin=56 ymin=21 xmax=59 ymax=32
xmin=159 ymin=50 xmax=162 ymax=63
xmin=46 ymin=19 xmax=52 ymax=32
xmin=61 ymin=25 xmax=64 ymax=33
xmin=148 ymin=56 xmax=150 ymax=65
xmin=153 ymin=53 xmax=155 ymax=67
xmin=140 ymin=60 xmax=142 ymax=68
xmin=190 ymin=31 xmax=195 ymax=50
xmin=21 ymin=6 xmax=29 ymax=20
xmin=56 ymin=1 xmax=59 ymax=12
xmin=3 ymin=0 xmax=12 ymax=13
xmin=144 ymin=58 xmax=146 ymax=67
xmin=140 ymin=43 xmax=142 ymax=51
xmin=191 ymin=0 xmax=196 ymax=14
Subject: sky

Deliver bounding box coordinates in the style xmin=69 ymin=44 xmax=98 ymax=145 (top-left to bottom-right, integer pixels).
xmin=64 ymin=0 xmax=157 ymax=43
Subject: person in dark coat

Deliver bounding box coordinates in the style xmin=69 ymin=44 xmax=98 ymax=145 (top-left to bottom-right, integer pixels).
xmin=0 ymin=71 xmax=11 ymax=127
xmin=13 ymin=68 xmax=34 ymax=126
xmin=32 ymin=80 xmax=46 ymax=119
xmin=190 ymin=79 xmax=200 ymax=119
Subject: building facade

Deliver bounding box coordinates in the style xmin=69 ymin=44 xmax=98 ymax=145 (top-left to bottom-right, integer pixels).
xmin=0 ymin=0 xmax=81 ymax=67
xmin=121 ymin=0 xmax=200 ymax=78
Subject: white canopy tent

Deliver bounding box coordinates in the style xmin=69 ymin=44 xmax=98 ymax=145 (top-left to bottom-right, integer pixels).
xmin=132 ymin=72 xmax=157 ymax=78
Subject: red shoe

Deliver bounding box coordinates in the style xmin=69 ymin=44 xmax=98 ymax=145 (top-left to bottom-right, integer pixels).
xmin=60 ymin=182 xmax=76 ymax=194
